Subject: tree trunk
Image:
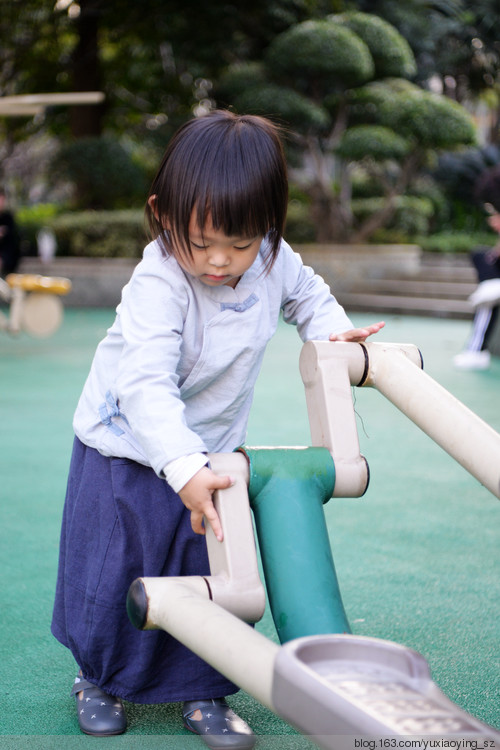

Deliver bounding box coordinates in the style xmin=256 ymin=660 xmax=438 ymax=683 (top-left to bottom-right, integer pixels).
xmin=351 ymin=150 xmax=422 ymax=244
xmin=69 ymin=0 xmax=104 ymax=138
xmin=351 ymin=193 xmax=399 ymax=244
xmin=304 ymin=136 xmax=352 ymax=242
xmin=309 ymin=181 xmax=352 ymax=242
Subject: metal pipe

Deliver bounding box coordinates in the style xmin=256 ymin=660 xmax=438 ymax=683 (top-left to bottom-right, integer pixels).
xmin=127 ymin=579 xmax=500 ymax=744
xmin=242 ymin=446 xmax=351 ymax=640
xmin=361 ymin=341 xmax=500 ymax=500
xmin=301 ymin=339 xmax=500 ymax=501
xmin=127 ymin=577 xmax=279 ymax=710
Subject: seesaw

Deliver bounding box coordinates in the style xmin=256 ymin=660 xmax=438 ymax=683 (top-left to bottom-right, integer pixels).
xmin=0 ymin=272 xmax=71 ymax=337
xmin=127 ymin=341 xmax=500 ymax=746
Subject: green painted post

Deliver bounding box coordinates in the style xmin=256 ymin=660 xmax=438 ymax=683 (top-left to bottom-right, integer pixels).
xmin=240 ymin=447 xmax=351 ymax=643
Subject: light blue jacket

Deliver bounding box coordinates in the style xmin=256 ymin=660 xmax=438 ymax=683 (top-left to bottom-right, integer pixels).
xmin=73 ymin=238 xmax=352 ymax=476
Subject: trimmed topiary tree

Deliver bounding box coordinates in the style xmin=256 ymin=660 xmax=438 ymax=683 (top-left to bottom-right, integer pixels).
xmin=216 ymin=11 xmax=476 ymax=242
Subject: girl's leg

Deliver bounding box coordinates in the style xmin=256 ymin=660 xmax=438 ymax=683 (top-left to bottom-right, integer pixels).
xmin=52 ymin=439 xmax=239 ymax=732
xmin=453 ymin=305 xmax=496 ymax=369
xmin=467 ymin=305 xmax=494 ymax=352
xmin=481 ymin=305 xmax=499 ymax=351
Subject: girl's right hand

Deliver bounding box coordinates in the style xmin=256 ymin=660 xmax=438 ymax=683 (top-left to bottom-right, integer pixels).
xmin=178 ymin=466 xmax=233 ymax=542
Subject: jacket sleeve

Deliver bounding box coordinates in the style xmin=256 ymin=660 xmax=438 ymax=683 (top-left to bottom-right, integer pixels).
xmin=114 ymin=258 xmax=208 ymax=476
xmin=279 ymin=240 xmax=353 ymax=340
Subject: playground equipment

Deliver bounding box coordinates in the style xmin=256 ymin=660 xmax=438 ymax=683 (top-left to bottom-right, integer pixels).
xmin=127 ymin=341 xmax=500 ymax=745
xmin=0 ymin=272 xmax=71 ymax=337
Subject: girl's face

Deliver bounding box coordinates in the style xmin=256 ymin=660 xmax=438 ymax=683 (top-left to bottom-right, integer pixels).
xmin=176 ymin=212 xmax=263 ymax=289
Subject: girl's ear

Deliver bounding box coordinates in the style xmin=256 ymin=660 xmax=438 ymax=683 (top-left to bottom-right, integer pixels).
xmin=148 ymin=194 xmax=160 ymax=221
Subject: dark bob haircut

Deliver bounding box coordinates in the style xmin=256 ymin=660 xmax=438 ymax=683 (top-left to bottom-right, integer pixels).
xmin=146 ymin=110 xmax=288 ymax=270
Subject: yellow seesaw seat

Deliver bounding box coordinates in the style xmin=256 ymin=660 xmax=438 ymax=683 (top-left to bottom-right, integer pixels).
xmin=6 ymin=273 xmax=72 ymax=295
xmin=2 ymin=273 xmax=72 ymax=337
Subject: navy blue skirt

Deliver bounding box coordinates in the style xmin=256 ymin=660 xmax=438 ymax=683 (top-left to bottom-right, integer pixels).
xmin=51 ymin=437 xmax=237 ymax=704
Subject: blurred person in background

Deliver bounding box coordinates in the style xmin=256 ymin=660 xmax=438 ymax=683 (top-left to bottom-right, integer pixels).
xmin=453 ymin=167 xmax=500 ymax=370
xmin=0 ymin=188 xmax=21 ymax=277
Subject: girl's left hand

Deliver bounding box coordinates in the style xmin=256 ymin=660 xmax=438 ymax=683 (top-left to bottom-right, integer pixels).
xmin=329 ymin=320 xmax=385 ymax=343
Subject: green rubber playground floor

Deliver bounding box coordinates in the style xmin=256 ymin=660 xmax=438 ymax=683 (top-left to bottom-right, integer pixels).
xmin=0 ymin=308 xmax=499 ymax=749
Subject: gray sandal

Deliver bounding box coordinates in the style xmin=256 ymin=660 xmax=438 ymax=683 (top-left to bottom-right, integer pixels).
xmin=182 ymin=698 xmax=256 ymax=750
xmin=71 ymin=675 xmax=127 ymax=736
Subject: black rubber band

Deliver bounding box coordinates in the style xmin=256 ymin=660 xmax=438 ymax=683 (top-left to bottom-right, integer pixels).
xmin=356 ymin=343 xmax=370 ymax=387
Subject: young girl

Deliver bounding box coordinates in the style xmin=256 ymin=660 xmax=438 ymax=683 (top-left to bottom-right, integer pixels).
xmin=51 ymin=110 xmax=384 ymax=747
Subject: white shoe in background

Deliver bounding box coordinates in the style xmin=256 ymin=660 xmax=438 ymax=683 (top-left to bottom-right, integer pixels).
xmin=453 ymin=350 xmax=491 ymax=370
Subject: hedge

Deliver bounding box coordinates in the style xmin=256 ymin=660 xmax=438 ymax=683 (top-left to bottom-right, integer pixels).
xmin=18 ymin=209 xmax=147 ymax=258
xmin=415 ymin=231 xmax=497 ymax=254
xmin=18 ymin=207 xmax=496 ymax=259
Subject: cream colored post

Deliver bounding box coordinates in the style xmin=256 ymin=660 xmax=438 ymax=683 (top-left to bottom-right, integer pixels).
xmin=204 ymin=451 xmax=266 ymax=622
xmin=133 ymin=452 xmax=265 ymax=630
xmin=299 ymin=340 xmax=370 ymax=497
xmin=362 ymin=341 xmax=500 ymax=499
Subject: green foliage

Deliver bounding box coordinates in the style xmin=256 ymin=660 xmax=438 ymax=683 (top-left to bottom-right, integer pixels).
xmin=286 ymin=190 xmax=316 ymax=243
xmin=333 ymin=11 xmax=417 ymax=79
xmin=349 ymin=172 xmax=449 ymax=230
xmin=16 ymin=202 xmax=61 ymax=228
xmin=16 ymin=202 xmax=63 ymax=254
xmin=3 ymin=1 xmax=484 ymax=245
xmin=336 ymin=124 xmax=411 ymax=161
xmin=432 ymin=144 xmax=500 ymax=206
xmin=217 ymin=10 xmax=476 ymax=242
xmin=50 ymin=210 xmax=146 ymax=258
xmin=359 ymin=0 xmax=500 ymax=104
xmin=22 ymin=201 xmax=495 ymax=257
xmin=439 ymin=198 xmax=488 ymax=233
xmin=265 ymin=19 xmax=374 ymax=90
xmin=50 ymin=136 xmax=148 ymax=210
xmin=416 ymin=231 xmax=498 ymax=254
xmin=407 ymin=175 xmax=450 ymax=231
xmin=216 ymin=63 xmax=267 ymax=103
xmin=350 ymin=171 xmax=383 ymax=198
xmin=402 ymin=93 xmax=476 ymax=149
xmin=350 ymin=80 xmax=476 ymax=149
xmin=0 ymin=0 xmax=319 ymax=145
xmin=233 ymin=84 xmax=330 ymax=131
xmin=352 ymin=195 xmax=435 ymax=235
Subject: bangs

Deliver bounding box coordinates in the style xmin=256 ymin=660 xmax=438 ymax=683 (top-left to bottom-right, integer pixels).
xmin=147 ymin=111 xmax=288 ymax=269
xmin=193 ymin=124 xmax=284 ymax=242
